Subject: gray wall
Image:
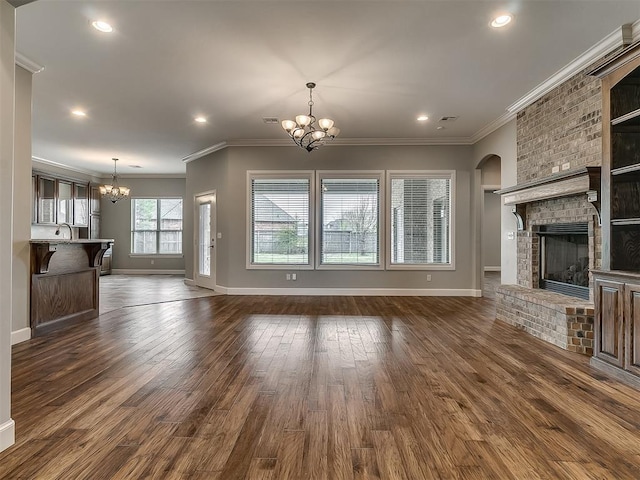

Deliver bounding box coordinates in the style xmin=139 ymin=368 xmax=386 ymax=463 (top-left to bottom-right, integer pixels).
xmin=0 ymin=0 xmax=15 ymax=452
xmin=483 ymin=191 xmax=501 ymax=268
xmin=186 ymin=144 xmax=478 ymax=292
xmin=12 ymin=66 xmax=32 ymax=334
xmin=473 ymin=120 xmax=517 ymax=285
xmin=100 ymin=177 xmax=186 ymax=272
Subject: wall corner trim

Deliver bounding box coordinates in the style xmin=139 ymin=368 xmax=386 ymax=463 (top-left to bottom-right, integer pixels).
xmin=183 ymin=278 xmax=196 ymax=287
xmin=15 ymin=51 xmax=44 ymax=74
xmin=10 ymin=328 xmax=30 ymax=345
xmin=0 ymin=419 xmax=15 ymax=453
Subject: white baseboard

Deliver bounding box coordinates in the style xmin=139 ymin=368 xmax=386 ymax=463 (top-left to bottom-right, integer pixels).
xmin=11 ymin=328 xmax=31 ymax=345
xmin=484 ymin=266 xmax=501 ymax=272
xmin=0 ymin=419 xmax=15 ymax=453
xmin=215 ymin=285 xmax=481 ymax=297
xmin=183 ymin=278 xmax=196 ymax=287
xmin=111 ymin=269 xmax=185 ymax=275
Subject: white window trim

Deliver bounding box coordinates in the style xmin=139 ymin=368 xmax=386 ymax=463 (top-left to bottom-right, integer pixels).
xmin=130 ymin=197 xmax=184 ymax=255
xmin=246 ymin=170 xmax=315 ymax=270
xmin=315 ymin=170 xmax=385 ymax=271
xmin=385 ymin=170 xmax=456 ymax=271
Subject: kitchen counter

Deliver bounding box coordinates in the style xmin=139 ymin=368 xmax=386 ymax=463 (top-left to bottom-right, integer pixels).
xmin=30 ymin=238 xmax=114 ymax=336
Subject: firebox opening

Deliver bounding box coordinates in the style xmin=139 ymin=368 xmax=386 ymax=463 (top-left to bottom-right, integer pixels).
xmin=538 ymin=223 xmax=590 ymax=300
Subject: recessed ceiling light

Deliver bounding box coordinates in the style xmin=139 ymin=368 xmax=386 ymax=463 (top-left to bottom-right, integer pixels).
xmin=436 ymin=126 xmax=445 ymax=130
xmin=71 ymin=110 xmax=87 ymax=117
xmin=491 ymin=14 xmax=513 ymax=28
xmin=417 ymin=115 xmax=429 ymax=122
xmin=91 ymin=20 xmax=113 ymax=33
xmin=129 ymin=165 xmax=142 ymax=169
xmin=195 ymin=116 xmax=207 ymax=123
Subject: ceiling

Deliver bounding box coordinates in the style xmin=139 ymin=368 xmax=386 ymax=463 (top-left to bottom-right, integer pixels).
xmin=15 ymin=1 xmax=640 ymax=175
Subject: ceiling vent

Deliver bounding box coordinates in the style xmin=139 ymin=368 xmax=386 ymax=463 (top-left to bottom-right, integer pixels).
xmin=262 ymin=117 xmax=279 ymax=124
xmin=438 ymin=116 xmax=458 ymax=122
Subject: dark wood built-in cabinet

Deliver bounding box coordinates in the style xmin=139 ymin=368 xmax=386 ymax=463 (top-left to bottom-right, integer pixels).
xmin=590 ymin=41 xmax=640 ymax=387
xmin=32 ymin=171 xmax=90 ymax=227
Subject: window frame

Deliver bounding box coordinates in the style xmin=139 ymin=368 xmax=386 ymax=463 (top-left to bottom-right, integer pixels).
xmin=246 ymin=171 xmax=315 ymax=270
xmin=130 ymin=197 xmax=184 ymax=256
xmin=385 ymin=170 xmax=455 ymax=271
xmin=316 ymin=170 xmax=385 ymax=271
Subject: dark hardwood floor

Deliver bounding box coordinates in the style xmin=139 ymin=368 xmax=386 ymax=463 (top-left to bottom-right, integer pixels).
xmin=2 ymin=287 xmax=640 ymax=479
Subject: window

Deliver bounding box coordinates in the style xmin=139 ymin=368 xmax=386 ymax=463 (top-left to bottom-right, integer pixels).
xmin=131 ymin=198 xmax=183 ymax=254
xmin=248 ymin=172 xmax=312 ymax=268
xmin=318 ymin=172 xmax=383 ymax=267
xmin=388 ymin=171 xmax=454 ymax=269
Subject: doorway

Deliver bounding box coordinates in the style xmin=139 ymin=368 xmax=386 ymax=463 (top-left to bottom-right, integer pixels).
xmin=194 ymin=192 xmax=216 ymax=290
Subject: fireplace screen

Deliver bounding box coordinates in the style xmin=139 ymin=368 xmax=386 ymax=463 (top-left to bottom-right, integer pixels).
xmin=538 ymin=223 xmax=589 ymax=299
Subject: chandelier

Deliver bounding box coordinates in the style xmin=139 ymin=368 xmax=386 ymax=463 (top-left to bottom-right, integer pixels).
xmin=281 ymin=82 xmax=340 ymax=152
xmin=99 ymin=158 xmax=131 ymax=203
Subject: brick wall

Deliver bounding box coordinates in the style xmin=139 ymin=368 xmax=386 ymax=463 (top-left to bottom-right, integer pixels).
xmin=516 ymin=72 xmax=601 ymax=184
xmin=496 ymin=68 xmax=603 ymax=355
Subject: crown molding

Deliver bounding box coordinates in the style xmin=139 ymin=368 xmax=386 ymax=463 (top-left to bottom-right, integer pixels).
xmin=116 ymin=173 xmax=186 ymax=179
xmin=15 ymin=52 xmax=44 ymax=74
xmin=181 ymin=142 xmax=228 ymax=163
xmin=470 ymin=111 xmax=516 ymax=144
xmin=32 ymin=156 xmax=102 ymax=177
xmin=507 ymin=24 xmax=632 ymax=114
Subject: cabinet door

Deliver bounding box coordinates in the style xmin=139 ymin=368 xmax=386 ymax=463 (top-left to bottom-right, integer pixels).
xmin=625 ymin=282 xmax=640 ymax=376
xmin=57 ymin=180 xmax=73 ymax=224
xmin=90 ymin=185 xmax=101 ymax=215
xmin=74 ymin=183 xmax=89 ymax=226
xmin=89 ymin=215 xmax=100 ymax=239
xmin=594 ymin=277 xmax=625 ymax=368
xmin=37 ymin=176 xmax=56 ymax=224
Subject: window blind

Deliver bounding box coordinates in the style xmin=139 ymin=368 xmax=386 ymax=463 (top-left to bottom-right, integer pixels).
xmin=320 ymin=177 xmax=380 ymax=265
xmin=250 ymin=177 xmax=310 ymax=265
xmin=390 ymin=176 xmax=451 ymax=265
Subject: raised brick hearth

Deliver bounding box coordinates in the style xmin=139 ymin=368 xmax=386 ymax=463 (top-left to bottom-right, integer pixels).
xmin=496 ymin=285 xmax=594 ymax=355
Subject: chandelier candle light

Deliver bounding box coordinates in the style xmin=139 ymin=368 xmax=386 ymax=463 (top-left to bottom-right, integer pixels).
xmin=281 ymin=82 xmax=340 ymax=152
xmin=99 ymin=158 xmax=131 ymax=203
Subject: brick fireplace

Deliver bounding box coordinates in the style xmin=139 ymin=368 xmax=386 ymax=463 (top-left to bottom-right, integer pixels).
xmin=495 ymin=69 xmax=603 ymax=355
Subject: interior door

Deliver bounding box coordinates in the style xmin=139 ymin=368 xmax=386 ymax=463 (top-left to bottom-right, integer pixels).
xmin=195 ymin=192 xmax=216 ymax=290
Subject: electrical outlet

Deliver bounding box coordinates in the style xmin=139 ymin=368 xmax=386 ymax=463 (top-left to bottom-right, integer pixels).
xmin=286 ymin=273 xmax=291 ymax=280
xmin=552 ymin=166 xmax=560 ymax=174
xmin=562 ymin=162 xmax=570 ymax=170
xmin=217 ymin=232 xmax=222 ymax=239
xmin=427 ymin=274 xmax=432 ymax=281
xmin=291 ymin=273 xmax=297 ymax=281
xmin=150 ymin=259 xmax=155 ymax=265
xmin=507 ymin=231 xmax=515 ymax=240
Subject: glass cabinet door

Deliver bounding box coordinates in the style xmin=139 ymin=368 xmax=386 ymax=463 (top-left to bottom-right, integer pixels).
xmin=37 ymin=177 xmax=56 ymax=224
xmin=57 ymin=181 xmax=73 ymax=224
xmin=74 ymin=183 xmax=89 ymax=225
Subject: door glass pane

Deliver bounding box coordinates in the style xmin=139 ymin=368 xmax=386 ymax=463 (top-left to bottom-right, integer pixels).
xmin=38 ymin=177 xmax=56 ymax=223
xmin=74 ymin=184 xmax=89 ymax=225
xmin=199 ymin=203 xmax=211 ymax=276
xmin=57 ymin=181 xmax=73 ymax=224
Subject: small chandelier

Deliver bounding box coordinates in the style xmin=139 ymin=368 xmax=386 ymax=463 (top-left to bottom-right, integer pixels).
xmin=281 ymin=82 xmax=340 ymax=152
xmin=99 ymin=158 xmax=131 ymax=203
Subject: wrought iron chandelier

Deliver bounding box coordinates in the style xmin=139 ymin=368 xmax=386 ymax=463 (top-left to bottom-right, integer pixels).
xmin=99 ymin=158 xmax=131 ymax=203
xmin=281 ymin=82 xmax=340 ymax=152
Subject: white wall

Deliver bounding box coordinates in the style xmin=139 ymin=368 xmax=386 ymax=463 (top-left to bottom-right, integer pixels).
xmin=473 ymin=120 xmax=518 ymax=285
xmin=0 ymin=0 xmax=15 ymax=453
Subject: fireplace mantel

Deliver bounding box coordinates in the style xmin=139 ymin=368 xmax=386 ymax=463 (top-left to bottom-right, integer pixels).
xmin=495 ymin=167 xmax=601 ymax=230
